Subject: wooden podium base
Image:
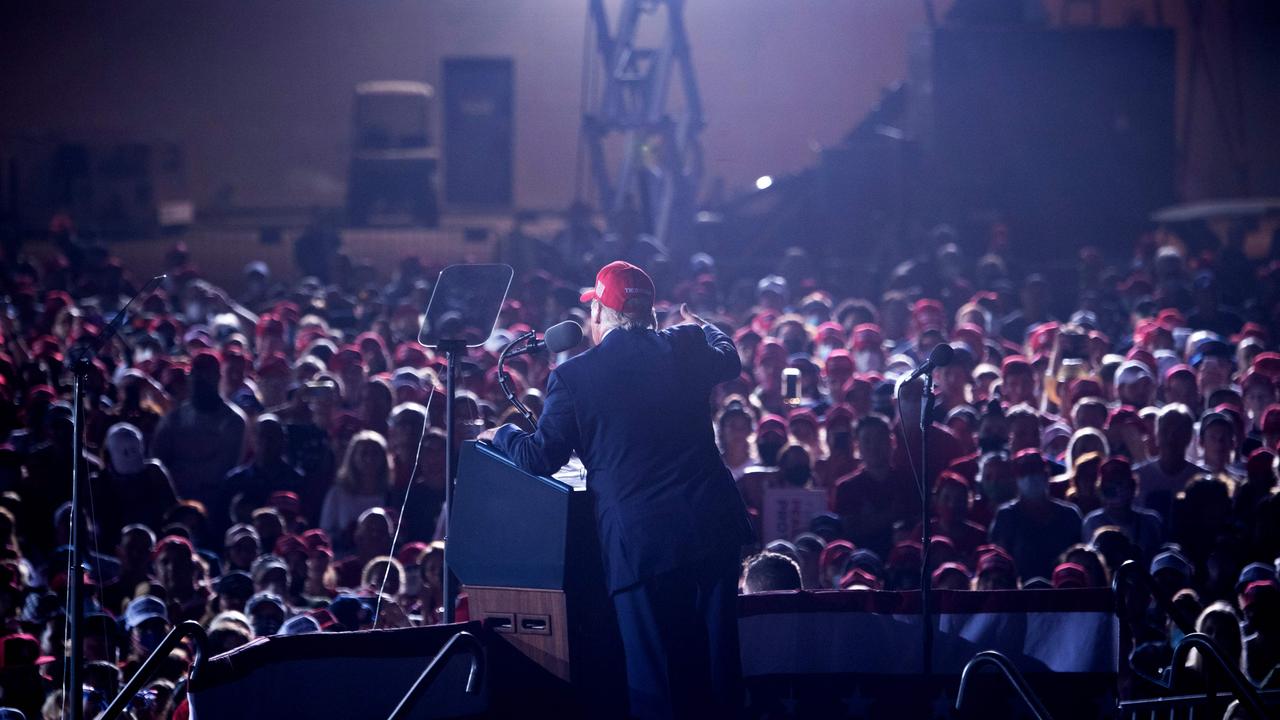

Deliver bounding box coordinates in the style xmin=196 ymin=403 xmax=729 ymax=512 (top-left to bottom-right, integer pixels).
xmin=466 ymin=586 xmax=572 ymax=681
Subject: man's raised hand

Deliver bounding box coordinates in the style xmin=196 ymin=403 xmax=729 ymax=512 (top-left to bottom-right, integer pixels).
xmin=679 ymin=303 xmax=709 ymax=327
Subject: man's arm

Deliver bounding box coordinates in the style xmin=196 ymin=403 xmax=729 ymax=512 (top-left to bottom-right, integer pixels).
xmin=485 ymin=369 xmax=579 ymax=477
xmin=678 ymin=303 xmax=741 ymax=384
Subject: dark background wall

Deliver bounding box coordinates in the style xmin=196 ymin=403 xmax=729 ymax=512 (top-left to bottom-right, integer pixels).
xmin=2 ymin=1 xmax=1276 ymax=213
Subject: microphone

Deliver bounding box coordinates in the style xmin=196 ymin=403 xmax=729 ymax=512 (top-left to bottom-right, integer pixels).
xmin=903 ymin=343 xmax=954 ymax=381
xmin=507 ymin=320 xmax=584 ymax=358
xmin=496 ymin=321 xmax=584 ymax=428
xmin=70 ymin=274 xmax=167 ymax=368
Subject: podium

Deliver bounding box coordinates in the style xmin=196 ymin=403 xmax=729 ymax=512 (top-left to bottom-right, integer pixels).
xmin=451 ymin=441 xmax=625 ymax=712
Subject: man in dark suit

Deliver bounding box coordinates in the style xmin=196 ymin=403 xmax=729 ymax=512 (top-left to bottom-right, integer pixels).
xmin=480 ymin=260 xmax=752 ymax=719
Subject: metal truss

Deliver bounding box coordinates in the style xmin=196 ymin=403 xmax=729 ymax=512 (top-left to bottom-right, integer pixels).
xmin=581 ymin=0 xmax=704 ymax=250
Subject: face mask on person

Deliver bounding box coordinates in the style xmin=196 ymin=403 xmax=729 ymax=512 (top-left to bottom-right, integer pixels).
xmin=106 ymin=427 xmax=146 ymax=475
xmin=1016 ymin=473 xmax=1049 ymax=500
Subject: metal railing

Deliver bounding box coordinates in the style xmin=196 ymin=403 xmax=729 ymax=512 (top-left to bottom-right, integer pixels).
xmin=1117 ymin=632 xmax=1272 ymax=720
xmin=1166 ymin=633 xmax=1269 ymax=719
xmin=99 ymin=620 xmax=208 ymax=720
xmin=955 ymin=650 xmax=1054 ymax=720
xmin=386 ymin=630 xmax=485 ymax=720
xmin=1118 ymin=689 xmax=1280 ymax=718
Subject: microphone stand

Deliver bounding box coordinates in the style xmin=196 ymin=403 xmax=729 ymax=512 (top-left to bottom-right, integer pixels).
xmin=440 ymin=338 xmax=464 ymax=625
xmin=919 ymin=370 xmax=938 ymax=678
xmin=66 ymin=274 xmax=163 ymax=720
xmin=496 ymin=331 xmax=537 ymax=428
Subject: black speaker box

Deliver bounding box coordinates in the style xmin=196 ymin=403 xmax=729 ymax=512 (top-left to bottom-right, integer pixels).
xmin=442 ymin=58 xmax=515 ymax=208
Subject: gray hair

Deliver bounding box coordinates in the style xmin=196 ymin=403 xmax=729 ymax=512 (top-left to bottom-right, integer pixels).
xmin=593 ymin=300 xmax=656 ymax=331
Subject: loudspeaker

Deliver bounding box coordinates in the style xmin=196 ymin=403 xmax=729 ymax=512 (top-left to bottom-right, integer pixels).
xmin=930 ymin=27 xmax=1176 ymax=253
xmin=347 ymin=81 xmax=440 ymax=227
xmin=442 ymin=58 xmax=514 ymax=207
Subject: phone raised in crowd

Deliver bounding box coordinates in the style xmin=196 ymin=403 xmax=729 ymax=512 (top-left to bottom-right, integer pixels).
xmin=783 ymin=367 xmax=802 ymax=406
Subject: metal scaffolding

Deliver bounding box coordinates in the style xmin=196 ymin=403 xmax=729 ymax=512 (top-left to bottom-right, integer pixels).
xmin=579 ymin=0 xmax=704 ymax=251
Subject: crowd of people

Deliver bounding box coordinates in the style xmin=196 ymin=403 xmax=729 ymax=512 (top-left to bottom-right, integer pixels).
xmin=0 ymin=215 xmax=1278 ymax=717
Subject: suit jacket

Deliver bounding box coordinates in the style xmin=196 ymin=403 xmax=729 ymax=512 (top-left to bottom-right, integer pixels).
xmin=493 ymin=322 xmax=753 ymax=593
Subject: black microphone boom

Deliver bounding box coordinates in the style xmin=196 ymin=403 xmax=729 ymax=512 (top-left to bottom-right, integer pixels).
xmin=904 ymin=343 xmax=954 ymax=381
xmin=508 ymin=320 xmax=584 ymax=358
xmin=496 ymin=320 xmax=584 ymax=428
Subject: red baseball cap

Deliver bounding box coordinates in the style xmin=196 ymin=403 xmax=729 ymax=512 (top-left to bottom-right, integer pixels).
xmin=1052 ymin=562 xmax=1089 ymax=589
xmin=0 ymin=633 xmax=55 ymax=669
xmin=580 ymin=261 xmax=655 ymax=313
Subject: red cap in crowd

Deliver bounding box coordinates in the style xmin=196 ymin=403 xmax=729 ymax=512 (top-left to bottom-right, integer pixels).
xmin=153 ymin=535 xmax=195 ymax=560
xmin=1051 ymin=562 xmax=1089 ymax=589
xmin=1233 ymin=322 xmax=1268 ymax=343
xmin=1241 ymin=580 xmax=1280 ymax=610
xmin=815 ymin=322 xmax=845 ymax=344
xmin=396 ymin=541 xmax=431 ymax=567
xmin=824 ymin=349 xmax=853 ymax=376
xmin=1001 ymin=355 xmax=1032 ymax=376
xmin=257 ymin=353 xmax=291 ymax=379
xmin=818 ymin=540 xmax=855 ymax=577
xmin=825 ymin=404 xmax=854 ymax=427
xmin=1247 ymin=449 xmax=1276 ymax=482
xmin=733 ymin=327 xmax=761 ymax=346
xmin=787 ymin=408 xmax=817 ymax=429
xmin=331 ymin=346 xmax=365 ymax=372
xmin=301 ymin=528 xmax=332 ymax=551
xmin=1261 ymin=405 xmax=1280 ymax=436
xmin=1099 ymin=457 xmax=1133 ymax=486
xmin=839 ymin=567 xmax=883 ymax=590
xmin=1253 ymin=352 xmax=1280 ymax=379
xmin=1012 ymin=449 xmax=1046 ymax=477
xmin=756 ymin=339 xmax=787 ymax=366
xmin=912 ymin=300 xmax=945 ymax=333
xmin=274 ymin=534 xmax=308 ymax=558
xmin=1106 ymin=406 xmax=1143 ymax=432
xmin=580 ymin=261 xmax=655 ymax=313
xmin=1164 ymin=364 xmax=1194 ymax=384
xmin=1066 ymin=377 xmax=1103 ymax=403
xmin=394 ymin=343 xmax=429 ymax=369
xmin=0 ymin=633 xmax=56 ymax=670
xmin=1156 ymin=308 xmax=1185 ymax=330
xmin=976 ymin=548 xmax=1016 ymax=577
xmin=933 ymin=470 xmax=970 ymax=494
xmin=1125 ymin=348 xmax=1157 ymax=375
xmin=751 ymin=310 xmax=779 ymax=336
xmin=933 ymin=562 xmax=973 ymax=587
xmin=851 ymin=324 xmax=882 ymax=351
xmin=953 ymin=323 xmax=985 ymax=352
xmin=886 ymin=542 xmax=923 ymax=570
xmin=1027 ymin=323 xmax=1059 ymax=355
xmin=758 ymin=414 xmax=787 ymax=438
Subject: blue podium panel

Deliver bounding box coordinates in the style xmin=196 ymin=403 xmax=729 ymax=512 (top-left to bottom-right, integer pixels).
xmin=451 ymin=441 xmax=589 ymax=590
